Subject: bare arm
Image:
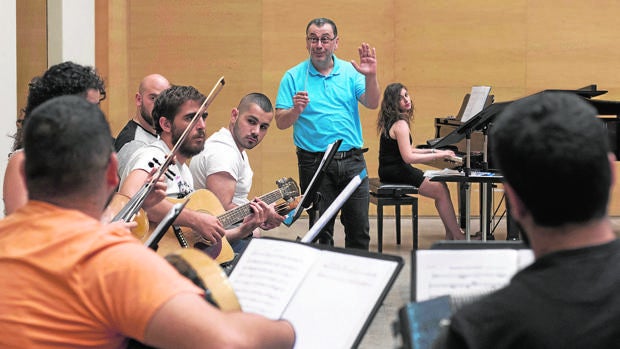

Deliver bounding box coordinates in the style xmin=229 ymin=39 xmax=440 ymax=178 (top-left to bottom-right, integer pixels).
xmin=205 ymin=172 xmax=282 ymax=233
xmin=359 ymin=73 xmax=381 ymax=110
xmin=3 ymin=151 xmax=27 ymax=215
xmin=119 ymin=168 xmax=226 ymax=244
xmin=205 ymin=172 xmax=237 ymax=211
xmin=351 ymin=43 xmax=380 ymax=109
xmin=392 ymin=121 xmax=454 ymax=164
xmin=275 ymin=91 xmax=309 ymax=130
xmin=143 ymin=293 xmax=295 ymax=349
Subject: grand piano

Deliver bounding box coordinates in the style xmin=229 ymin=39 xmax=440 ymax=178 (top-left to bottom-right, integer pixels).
xmin=426 ymin=85 xmax=620 ymax=169
xmin=421 ymin=85 xmax=620 ymax=240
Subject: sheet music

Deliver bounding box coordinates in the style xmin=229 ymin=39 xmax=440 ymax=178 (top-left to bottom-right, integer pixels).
xmin=461 ymin=86 xmax=491 ymax=123
xmin=423 ymin=168 xmax=463 ymax=178
xmin=228 ymin=239 xmax=320 ymax=319
xmin=228 ymin=237 xmax=401 ymax=349
xmin=282 ymin=251 xmax=397 ymax=349
xmin=415 ymin=249 xmax=533 ymax=301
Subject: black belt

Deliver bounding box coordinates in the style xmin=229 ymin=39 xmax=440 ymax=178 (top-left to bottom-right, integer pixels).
xmin=298 ymin=147 xmax=368 ymax=160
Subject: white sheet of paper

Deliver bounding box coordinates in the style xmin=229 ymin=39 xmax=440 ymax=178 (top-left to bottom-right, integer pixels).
xmin=461 ymin=86 xmax=491 ymax=122
xmin=228 ymin=238 xmax=401 ymax=349
xmin=228 ymin=239 xmax=319 ymax=319
xmin=415 ymin=249 xmax=533 ymax=301
xmin=281 ymin=251 xmax=398 ymax=349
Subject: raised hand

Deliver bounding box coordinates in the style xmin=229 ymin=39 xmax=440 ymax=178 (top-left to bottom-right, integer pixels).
xmin=350 ymin=42 xmax=377 ymax=76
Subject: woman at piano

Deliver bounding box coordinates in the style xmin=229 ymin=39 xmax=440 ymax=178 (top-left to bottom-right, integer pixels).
xmin=377 ymin=82 xmax=465 ymax=240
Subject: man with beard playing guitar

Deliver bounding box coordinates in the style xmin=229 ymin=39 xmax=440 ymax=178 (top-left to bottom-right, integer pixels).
xmin=119 ymin=85 xmax=271 ymax=260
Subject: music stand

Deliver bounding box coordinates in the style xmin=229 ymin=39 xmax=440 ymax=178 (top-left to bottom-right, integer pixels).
xmin=429 ymin=101 xmax=511 ymax=239
xmin=300 ymin=168 xmax=367 ymax=243
xmin=283 ymin=139 xmax=343 ymax=227
xmin=144 ymin=199 xmax=189 ymax=251
xmin=429 ymin=107 xmax=486 ymax=150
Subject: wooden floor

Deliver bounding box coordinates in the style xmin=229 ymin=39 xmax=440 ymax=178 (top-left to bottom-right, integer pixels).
xmin=262 ymin=214 xmax=620 ymax=348
xmin=261 ymin=215 xmax=507 ymax=348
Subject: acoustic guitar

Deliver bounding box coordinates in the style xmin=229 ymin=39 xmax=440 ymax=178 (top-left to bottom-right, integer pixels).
xmin=127 ymin=248 xmax=240 ymax=349
xmin=145 ymin=177 xmax=300 ymax=264
xmin=103 ymin=193 xmax=150 ymax=237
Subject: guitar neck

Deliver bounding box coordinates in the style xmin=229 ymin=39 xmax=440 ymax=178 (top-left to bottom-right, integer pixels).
xmin=217 ymin=189 xmax=282 ymax=228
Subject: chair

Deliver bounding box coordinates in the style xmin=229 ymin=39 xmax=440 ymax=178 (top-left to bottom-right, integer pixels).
xmin=369 ymin=178 xmax=419 ymax=252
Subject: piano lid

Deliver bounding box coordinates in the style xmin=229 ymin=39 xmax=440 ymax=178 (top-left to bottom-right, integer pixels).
xmin=544 ymin=84 xmax=608 ymax=98
xmin=583 ymin=98 xmax=620 ymax=116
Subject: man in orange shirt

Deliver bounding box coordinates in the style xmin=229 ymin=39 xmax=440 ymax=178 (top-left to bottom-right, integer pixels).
xmin=0 ymin=95 xmax=295 ymax=348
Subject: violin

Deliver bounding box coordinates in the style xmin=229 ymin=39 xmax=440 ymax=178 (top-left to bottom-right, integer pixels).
xmin=108 ymin=77 xmax=226 ymax=235
xmin=102 ymin=193 xmax=150 ymax=239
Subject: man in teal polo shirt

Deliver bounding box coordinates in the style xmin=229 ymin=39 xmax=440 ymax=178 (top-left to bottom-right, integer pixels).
xmin=275 ymin=17 xmax=380 ymax=250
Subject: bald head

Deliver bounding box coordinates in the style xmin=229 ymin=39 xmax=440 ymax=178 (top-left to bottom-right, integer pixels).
xmin=139 ymin=74 xmax=170 ymax=94
xmin=135 ymin=74 xmax=171 ymax=131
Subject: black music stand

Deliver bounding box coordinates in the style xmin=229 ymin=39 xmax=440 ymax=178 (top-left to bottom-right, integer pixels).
xmin=430 ymin=101 xmax=511 ymax=240
xmin=283 ymin=139 xmax=343 ymax=227
xmin=143 ymin=200 xmax=188 ymax=251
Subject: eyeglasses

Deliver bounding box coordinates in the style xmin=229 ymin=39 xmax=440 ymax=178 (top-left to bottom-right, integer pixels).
xmin=306 ymin=36 xmax=336 ymax=45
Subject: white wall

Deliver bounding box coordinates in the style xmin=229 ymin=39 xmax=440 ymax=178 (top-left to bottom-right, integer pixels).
xmin=47 ymin=0 xmax=95 ymax=66
xmin=0 ymin=1 xmax=17 ymax=217
xmin=1 ymin=0 xmax=94 ymax=217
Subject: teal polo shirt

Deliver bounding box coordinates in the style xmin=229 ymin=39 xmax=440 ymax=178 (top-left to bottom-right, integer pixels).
xmin=275 ymin=55 xmax=366 ymax=152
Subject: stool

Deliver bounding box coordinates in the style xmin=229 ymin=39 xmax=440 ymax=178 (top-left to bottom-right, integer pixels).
xmin=369 ymin=178 xmax=419 ymax=252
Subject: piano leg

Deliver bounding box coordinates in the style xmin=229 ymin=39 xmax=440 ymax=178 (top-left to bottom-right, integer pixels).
xmin=506 ymin=199 xmax=521 ymax=240
xmin=479 ymin=183 xmax=495 ymax=241
xmin=458 ymin=183 xmax=467 ymax=230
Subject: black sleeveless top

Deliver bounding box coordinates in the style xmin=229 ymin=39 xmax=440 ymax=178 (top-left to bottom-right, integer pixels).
xmin=378 ymin=131 xmax=425 ymax=186
xmin=379 ymin=132 xmax=410 ymax=167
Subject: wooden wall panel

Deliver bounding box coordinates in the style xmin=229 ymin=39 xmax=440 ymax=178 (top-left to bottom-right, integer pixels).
xmin=524 ymin=2 xmax=620 ymax=215
xmin=95 ymin=0 xmax=129 ymax=128
xmin=89 ymin=1 xmax=620 ymax=217
xmin=16 ymin=0 xmax=47 ymax=122
xmin=260 ymin=1 xmax=398 ymax=200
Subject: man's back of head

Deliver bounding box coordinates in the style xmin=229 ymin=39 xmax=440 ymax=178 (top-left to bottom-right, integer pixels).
xmin=491 ymin=91 xmax=611 ymax=227
xmin=24 ymin=95 xmax=113 ymax=201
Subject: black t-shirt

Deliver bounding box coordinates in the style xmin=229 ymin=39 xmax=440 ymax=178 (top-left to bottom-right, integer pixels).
xmin=439 ymin=239 xmax=620 ymax=349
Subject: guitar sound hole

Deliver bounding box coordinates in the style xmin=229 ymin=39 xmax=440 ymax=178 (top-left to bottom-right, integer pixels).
xmin=195 ymin=242 xmax=209 ymax=250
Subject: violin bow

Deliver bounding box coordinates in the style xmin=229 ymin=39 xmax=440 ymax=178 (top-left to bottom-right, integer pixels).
xmin=112 ymin=76 xmax=226 ymax=223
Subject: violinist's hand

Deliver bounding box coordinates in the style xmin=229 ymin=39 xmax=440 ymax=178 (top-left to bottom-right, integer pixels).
xmin=142 ymin=167 xmax=167 ymax=209
xmin=107 ymin=219 xmax=138 ymax=232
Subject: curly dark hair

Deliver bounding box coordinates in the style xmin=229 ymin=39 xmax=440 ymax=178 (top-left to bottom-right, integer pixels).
xmin=377 ymin=82 xmax=413 ymax=138
xmin=12 ymin=61 xmax=106 ymax=151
